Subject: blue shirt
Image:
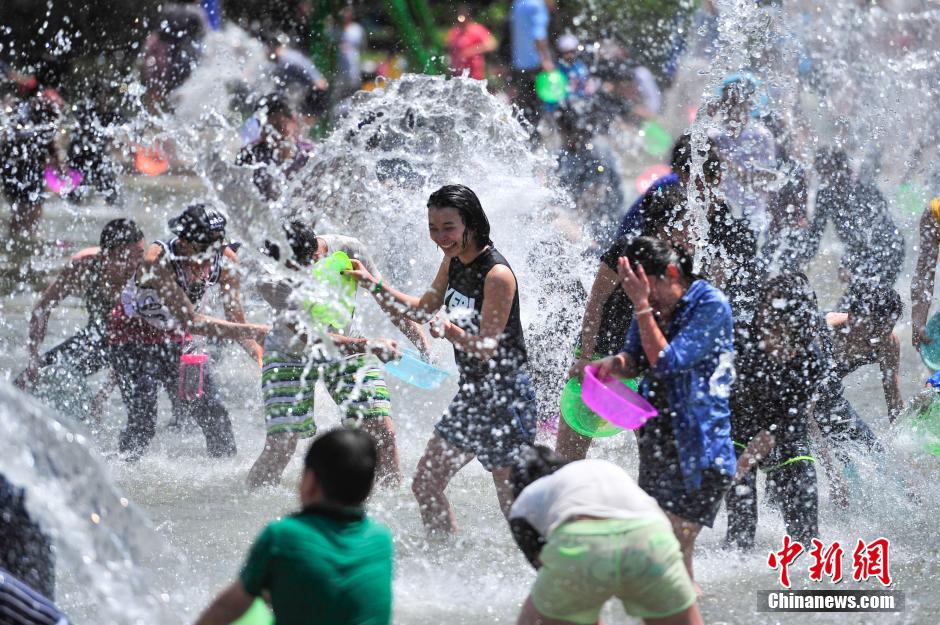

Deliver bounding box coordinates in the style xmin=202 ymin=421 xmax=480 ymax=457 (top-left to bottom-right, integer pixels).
xmin=624 ymin=280 xmax=736 ymax=490
xmin=616 ymin=173 xmax=680 ymax=239
xmin=511 ymin=0 xmax=549 ymax=70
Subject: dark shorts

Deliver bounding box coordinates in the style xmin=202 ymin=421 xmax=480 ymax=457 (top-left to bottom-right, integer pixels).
xmin=637 ymin=409 xmax=733 ymax=527
xmin=639 ymin=463 xmax=732 ymax=528
xmin=435 ymin=370 xmax=538 ymax=471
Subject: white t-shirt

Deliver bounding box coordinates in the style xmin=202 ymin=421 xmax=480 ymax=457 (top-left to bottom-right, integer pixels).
xmin=509 ymin=459 xmax=668 ymax=537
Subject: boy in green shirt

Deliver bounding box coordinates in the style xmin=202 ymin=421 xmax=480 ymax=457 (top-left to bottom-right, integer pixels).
xmin=193 ymin=429 xmax=394 ymax=625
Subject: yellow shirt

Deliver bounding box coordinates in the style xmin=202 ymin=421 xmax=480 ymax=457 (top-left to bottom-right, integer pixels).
xmin=931 ymin=197 xmax=940 ymax=224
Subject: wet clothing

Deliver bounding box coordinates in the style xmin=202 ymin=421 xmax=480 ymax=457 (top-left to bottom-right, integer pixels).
xmin=510 ymin=460 xmax=668 ymax=538
xmin=0 ymin=98 xmax=56 ymax=206
xmin=109 ymin=239 xmax=235 ymax=458
xmin=592 ymin=240 xmax=636 ymax=357
xmin=616 ymin=173 xmax=680 ymax=239
xmin=67 ymin=99 xmax=120 ymax=202
xmin=257 ymin=234 xmax=391 ymax=440
xmin=444 ymin=247 xmax=527 ymax=380
xmin=437 ymin=246 xmax=535 ymax=468
xmin=624 ymin=280 xmax=736 ymax=492
xmin=510 ymin=461 xmax=694 ymax=624
xmin=240 ymin=504 xmax=393 ymax=625
xmin=0 ymin=569 xmax=70 ymax=625
xmin=21 ymin=254 xmax=117 ymax=419
xmin=725 ymin=456 xmax=818 ymax=550
xmin=529 ymin=518 xmax=696 ymax=624
xmin=236 ymin=138 xmax=313 ymax=202
xmin=261 ymin=352 xmax=390 ymax=438
xmin=110 ymin=342 xmax=235 ymax=458
xmin=726 ymin=339 xmax=826 ymax=549
xmin=0 ymin=477 xmax=55 ymax=600
xmin=436 ymin=370 xmax=537 ymax=471
xmin=702 ymin=200 xmax=762 ymax=319
xmin=807 ymin=176 xmax=904 ymax=302
xmin=557 ymin=144 xmax=625 ymax=248
xmin=710 ymin=121 xmax=776 ymax=233
xmin=111 ymin=238 xmax=223 ymax=344
xmin=813 ymin=325 xmax=882 ymax=455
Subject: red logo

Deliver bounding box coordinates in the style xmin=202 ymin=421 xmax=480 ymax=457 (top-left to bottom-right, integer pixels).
xmin=769 ymin=536 xmax=892 ymax=587
xmin=851 ymin=538 xmax=892 ymax=586
xmin=767 ymin=535 xmax=805 ymax=588
xmin=808 ymin=538 xmax=844 ymax=583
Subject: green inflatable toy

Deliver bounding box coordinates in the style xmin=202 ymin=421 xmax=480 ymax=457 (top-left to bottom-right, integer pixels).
xmin=232 ymin=599 xmax=273 ymax=625
xmin=560 ymin=375 xmax=640 ymax=438
xmin=640 ymin=120 xmax=672 ymax=158
xmin=303 ymin=251 xmax=358 ymax=329
xmin=535 ymin=70 xmax=568 ymax=104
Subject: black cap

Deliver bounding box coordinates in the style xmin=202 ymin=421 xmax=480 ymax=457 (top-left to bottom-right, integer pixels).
xmin=169 ymin=203 xmax=227 ymax=244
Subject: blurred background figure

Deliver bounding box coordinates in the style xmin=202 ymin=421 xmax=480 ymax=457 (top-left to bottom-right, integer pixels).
xmin=447 ymin=4 xmax=498 ymax=81
xmin=509 ymin=0 xmax=554 ymax=135
xmin=140 ymin=0 xmax=210 ymax=110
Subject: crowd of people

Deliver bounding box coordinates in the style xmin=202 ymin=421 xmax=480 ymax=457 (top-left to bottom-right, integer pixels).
xmin=2 ymin=2 xmax=938 ymax=625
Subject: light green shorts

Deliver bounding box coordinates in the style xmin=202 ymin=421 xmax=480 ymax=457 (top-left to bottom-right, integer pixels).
xmin=531 ymin=517 xmax=696 ymax=624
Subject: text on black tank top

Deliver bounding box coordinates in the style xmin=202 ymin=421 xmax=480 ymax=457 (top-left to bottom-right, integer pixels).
xmin=444 ymin=247 xmax=527 ymax=379
xmin=157 ymin=238 xmax=223 ymax=305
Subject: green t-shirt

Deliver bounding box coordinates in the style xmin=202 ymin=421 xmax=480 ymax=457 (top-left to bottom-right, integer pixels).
xmin=240 ymin=506 xmax=393 ymax=625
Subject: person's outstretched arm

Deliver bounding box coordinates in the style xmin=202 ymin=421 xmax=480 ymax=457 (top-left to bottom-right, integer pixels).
xmin=218 ymin=248 xmax=264 ymax=365
xmin=19 ymin=254 xmax=89 ymax=388
xmin=192 ymin=580 xmax=254 ymax=625
xmin=569 ymin=262 xmax=621 ymax=380
xmin=879 ymin=332 xmax=904 ymax=422
xmin=912 ymin=206 xmax=940 ymax=347
xmin=346 ymin=257 xmax=449 ymax=323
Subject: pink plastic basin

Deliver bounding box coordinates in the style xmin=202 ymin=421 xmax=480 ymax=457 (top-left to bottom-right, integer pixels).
xmin=44 ymin=167 xmax=83 ymax=194
xmin=581 ymin=365 xmax=658 ymax=430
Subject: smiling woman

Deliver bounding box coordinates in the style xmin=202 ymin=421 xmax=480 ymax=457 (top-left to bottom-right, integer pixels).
xmin=346 ymin=184 xmax=538 ymax=535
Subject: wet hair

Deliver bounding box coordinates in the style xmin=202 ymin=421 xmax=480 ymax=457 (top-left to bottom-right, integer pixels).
xmin=757 ymin=273 xmax=820 ymax=349
xmin=670 ymin=132 xmax=721 ymax=185
xmin=510 ymin=445 xmax=569 ymax=498
xmin=304 ymin=428 xmax=378 ymax=506
xmin=284 ymin=220 xmax=319 ymax=265
xmin=623 ymin=235 xmax=694 ymax=281
xmin=847 ymin=285 xmax=903 ymax=329
xmin=427 ymin=184 xmax=493 ymax=249
xmin=639 ymin=184 xmax=688 ymax=236
xmin=99 ymin=218 xmax=144 ymax=251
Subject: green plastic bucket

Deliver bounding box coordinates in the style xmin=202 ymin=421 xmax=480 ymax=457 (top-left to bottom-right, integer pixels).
xmin=535 ymin=70 xmax=569 ymax=104
xmin=640 ymin=120 xmax=672 ymax=158
xmin=303 ymin=251 xmax=357 ymax=329
xmin=910 ymin=396 xmax=940 ymax=457
xmin=560 ymin=375 xmax=640 ymax=438
xmin=233 ymin=599 xmax=273 ymax=625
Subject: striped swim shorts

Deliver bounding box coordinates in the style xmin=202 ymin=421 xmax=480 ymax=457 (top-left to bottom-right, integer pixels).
xmin=261 ymin=352 xmax=391 ymax=438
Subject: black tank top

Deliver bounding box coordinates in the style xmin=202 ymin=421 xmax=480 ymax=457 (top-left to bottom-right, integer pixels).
xmin=444 ymin=247 xmax=527 ymax=379
xmin=156 ymin=238 xmax=223 ymax=305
